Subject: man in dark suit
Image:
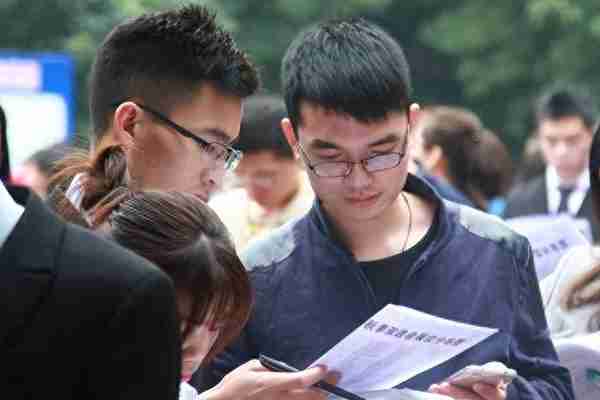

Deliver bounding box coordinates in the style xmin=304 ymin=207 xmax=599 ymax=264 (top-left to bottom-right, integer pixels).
xmin=0 ymin=103 xmax=182 ymax=398
xmin=503 ymin=86 xmax=598 ymax=241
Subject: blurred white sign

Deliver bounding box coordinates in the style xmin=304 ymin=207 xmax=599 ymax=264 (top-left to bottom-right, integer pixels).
xmin=0 ymin=92 xmax=68 ymax=169
xmin=0 ymin=58 xmax=42 ymax=90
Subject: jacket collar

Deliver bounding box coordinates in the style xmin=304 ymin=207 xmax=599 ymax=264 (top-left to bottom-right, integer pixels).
xmin=0 ymin=187 xmax=62 ymax=347
xmin=308 ymin=173 xmax=456 ymax=264
xmin=0 ymin=182 xmax=25 ymax=248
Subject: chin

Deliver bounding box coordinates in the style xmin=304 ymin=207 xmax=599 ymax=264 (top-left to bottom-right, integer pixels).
xmin=341 ymin=199 xmax=389 ymax=221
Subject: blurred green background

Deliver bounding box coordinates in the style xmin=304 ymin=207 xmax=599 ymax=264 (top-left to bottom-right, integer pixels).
xmin=2 ymin=0 xmax=599 ymax=157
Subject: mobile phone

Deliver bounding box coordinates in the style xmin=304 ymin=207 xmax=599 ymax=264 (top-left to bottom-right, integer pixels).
xmin=258 ymin=354 xmax=367 ymax=400
xmin=445 ymin=362 xmax=517 ymax=389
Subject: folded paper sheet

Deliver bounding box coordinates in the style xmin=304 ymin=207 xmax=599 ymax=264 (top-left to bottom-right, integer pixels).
xmin=506 ymin=215 xmax=589 ymax=280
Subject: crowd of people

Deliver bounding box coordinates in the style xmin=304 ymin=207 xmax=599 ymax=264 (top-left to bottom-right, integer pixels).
xmin=2 ymin=3 xmax=600 ymax=400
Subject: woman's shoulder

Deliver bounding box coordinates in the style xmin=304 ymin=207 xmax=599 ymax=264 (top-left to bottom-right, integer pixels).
xmin=540 ymin=245 xmax=597 ymax=305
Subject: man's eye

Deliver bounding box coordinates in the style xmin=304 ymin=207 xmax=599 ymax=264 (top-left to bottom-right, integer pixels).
xmin=314 ymin=151 xmax=342 ymax=160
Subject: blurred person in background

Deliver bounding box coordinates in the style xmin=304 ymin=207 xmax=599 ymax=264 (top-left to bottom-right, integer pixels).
xmin=11 ymin=143 xmax=71 ymax=198
xmin=469 ymin=129 xmax=514 ymax=214
xmin=513 ymin=136 xmax=546 ymax=186
xmin=539 ymin=125 xmax=600 ymax=400
xmin=411 ymin=105 xmax=482 ymax=208
xmin=210 ymin=95 xmax=313 ymax=250
xmin=503 ymin=86 xmax=598 ymax=241
xmin=541 ymin=125 xmax=600 ymax=338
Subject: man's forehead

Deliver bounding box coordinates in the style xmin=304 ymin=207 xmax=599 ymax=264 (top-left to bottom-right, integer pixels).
xmin=297 ymin=102 xmax=407 ymax=144
xmin=539 ymin=116 xmax=591 ymax=137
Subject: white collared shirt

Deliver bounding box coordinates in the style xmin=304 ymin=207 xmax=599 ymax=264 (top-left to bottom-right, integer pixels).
xmin=545 ymin=166 xmax=590 ymax=215
xmin=0 ymin=181 xmax=25 ymax=248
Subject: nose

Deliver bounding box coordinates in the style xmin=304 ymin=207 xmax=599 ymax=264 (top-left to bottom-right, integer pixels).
xmin=203 ymin=166 xmax=226 ymax=195
xmin=345 ymin=161 xmax=373 ymax=190
xmin=555 ymin=141 xmax=570 ymax=158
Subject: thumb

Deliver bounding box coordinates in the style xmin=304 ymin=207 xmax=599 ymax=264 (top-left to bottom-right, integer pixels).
xmin=268 ymin=366 xmax=328 ymax=391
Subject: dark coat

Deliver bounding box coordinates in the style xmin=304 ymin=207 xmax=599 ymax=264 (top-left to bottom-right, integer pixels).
xmin=0 ymin=188 xmax=181 ymax=399
xmin=502 ymin=175 xmax=598 ymax=241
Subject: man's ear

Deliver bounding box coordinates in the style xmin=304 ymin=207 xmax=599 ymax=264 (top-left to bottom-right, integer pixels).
xmin=112 ymin=102 xmax=140 ymax=147
xmin=281 ymin=118 xmax=300 ymax=159
xmin=408 ymin=103 xmax=421 ymax=133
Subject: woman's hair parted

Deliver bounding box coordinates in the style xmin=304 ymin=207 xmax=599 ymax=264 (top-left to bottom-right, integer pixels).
xmin=90 ymin=189 xmax=252 ymax=363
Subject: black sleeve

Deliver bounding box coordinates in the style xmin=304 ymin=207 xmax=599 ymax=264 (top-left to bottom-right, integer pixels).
xmin=93 ymin=271 xmax=182 ymax=400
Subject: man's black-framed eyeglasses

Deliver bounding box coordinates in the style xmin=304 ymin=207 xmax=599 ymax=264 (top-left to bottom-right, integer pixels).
xmin=297 ymin=128 xmax=409 ymax=178
xmin=135 ymin=103 xmax=242 ymax=171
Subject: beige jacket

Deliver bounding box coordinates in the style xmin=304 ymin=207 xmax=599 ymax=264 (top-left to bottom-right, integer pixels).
xmin=540 ymin=245 xmax=600 ymax=338
xmin=209 ymin=173 xmax=313 ymax=252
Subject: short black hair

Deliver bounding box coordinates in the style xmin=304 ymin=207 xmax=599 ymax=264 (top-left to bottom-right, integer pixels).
xmin=281 ymin=18 xmax=411 ymax=131
xmin=1 ymin=104 xmax=10 ymax=181
xmin=535 ymin=85 xmax=597 ymax=129
xmin=235 ymin=95 xmax=292 ymax=159
xmin=90 ymin=4 xmax=259 ymax=140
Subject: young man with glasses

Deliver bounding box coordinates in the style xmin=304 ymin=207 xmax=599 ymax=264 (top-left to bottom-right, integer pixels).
xmin=84 ymin=5 xmax=256 ymax=201
xmin=210 ymin=95 xmax=314 ymax=250
xmin=197 ymin=18 xmax=574 ymax=400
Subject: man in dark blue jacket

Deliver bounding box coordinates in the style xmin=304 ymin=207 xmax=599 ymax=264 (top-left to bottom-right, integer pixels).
xmin=196 ymin=18 xmax=573 ymax=400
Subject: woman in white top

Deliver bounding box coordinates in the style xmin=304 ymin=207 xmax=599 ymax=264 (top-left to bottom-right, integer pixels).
xmin=541 ymin=245 xmax=600 ymax=338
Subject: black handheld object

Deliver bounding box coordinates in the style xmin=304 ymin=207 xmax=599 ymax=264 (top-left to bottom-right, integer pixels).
xmin=259 ymin=354 xmax=366 ymax=400
xmin=0 ymin=104 xmax=10 ymax=181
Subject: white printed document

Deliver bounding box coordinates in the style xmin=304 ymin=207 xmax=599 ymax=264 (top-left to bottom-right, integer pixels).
xmin=506 ymin=215 xmax=589 ymax=280
xmin=309 ymin=304 xmax=497 ymax=392
xmin=554 ymin=333 xmax=600 ymax=400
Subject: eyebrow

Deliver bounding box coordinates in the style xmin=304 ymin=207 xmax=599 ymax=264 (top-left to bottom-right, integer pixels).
xmin=201 ymin=128 xmax=235 ymax=144
xmin=368 ymin=133 xmax=402 ymax=147
xmin=309 ymin=133 xmax=402 ymax=150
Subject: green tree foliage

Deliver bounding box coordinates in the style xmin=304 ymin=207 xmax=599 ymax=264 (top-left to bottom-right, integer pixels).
xmin=3 ymin=0 xmax=600 ymax=156
xmin=420 ymin=0 xmax=600 ymax=153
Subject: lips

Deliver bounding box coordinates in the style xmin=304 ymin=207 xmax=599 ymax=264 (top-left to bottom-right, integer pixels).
xmin=346 ymin=193 xmax=380 ymax=203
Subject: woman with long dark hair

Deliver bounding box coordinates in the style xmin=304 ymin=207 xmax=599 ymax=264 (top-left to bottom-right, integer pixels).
xmin=51 ymin=145 xmax=329 ymax=400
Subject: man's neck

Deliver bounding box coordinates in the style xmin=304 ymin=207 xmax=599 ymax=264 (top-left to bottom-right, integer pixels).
xmin=327 ymin=192 xmax=436 ymax=262
xmin=548 ymin=166 xmax=588 ymax=188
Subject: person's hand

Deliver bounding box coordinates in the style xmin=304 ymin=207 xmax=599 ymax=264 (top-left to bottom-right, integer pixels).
xmin=201 ymin=359 xmax=332 ymax=400
xmin=429 ymin=381 xmax=507 ymax=400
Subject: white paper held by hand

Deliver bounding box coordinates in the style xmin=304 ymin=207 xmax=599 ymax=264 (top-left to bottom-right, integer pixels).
xmin=309 ymin=304 xmax=497 ymax=392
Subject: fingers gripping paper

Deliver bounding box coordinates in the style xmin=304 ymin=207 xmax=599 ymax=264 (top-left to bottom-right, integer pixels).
xmin=309 ymin=305 xmax=497 ymax=392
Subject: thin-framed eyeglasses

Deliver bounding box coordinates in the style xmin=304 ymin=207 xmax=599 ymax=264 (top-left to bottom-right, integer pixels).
xmin=134 ymin=103 xmax=242 ymax=171
xmin=297 ymin=126 xmax=409 ymax=178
